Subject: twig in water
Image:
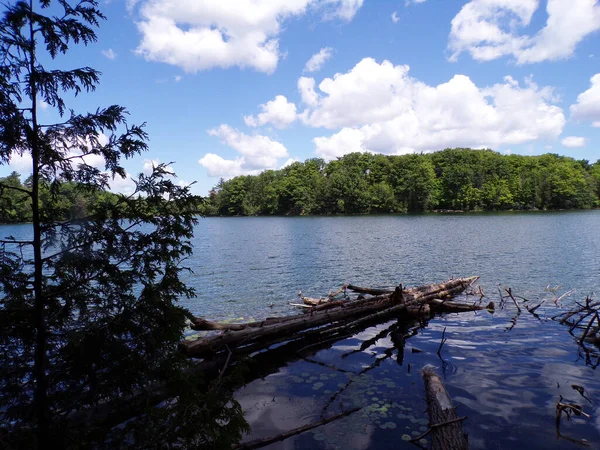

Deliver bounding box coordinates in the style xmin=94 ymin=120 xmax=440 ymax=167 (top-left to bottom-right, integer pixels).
xmin=437 ymin=327 xmax=447 ymax=358
xmin=579 ymin=313 xmax=600 ymax=344
xmin=408 ymin=416 xmax=468 ymax=443
xmin=504 ymin=287 xmax=521 ymax=314
xmin=571 ymin=385 xmax=592 ymax=403
xmin=555 ymin=397 xmax=591 ymax=447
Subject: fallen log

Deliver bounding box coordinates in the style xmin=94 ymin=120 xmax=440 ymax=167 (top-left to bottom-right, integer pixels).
xmin=421 ymin=365 xmax=468 ymax=450
xmin=429 ymin=299 xmax=494 ymax=313
xmin=347 ymin=284 xmax=394 ymax=295
xmin=181 ymin=277 xmax=481 ymax=358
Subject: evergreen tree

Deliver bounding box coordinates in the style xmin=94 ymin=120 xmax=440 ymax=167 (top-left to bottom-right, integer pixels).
xmin=0 ymin=1 xmax=247 ymax=447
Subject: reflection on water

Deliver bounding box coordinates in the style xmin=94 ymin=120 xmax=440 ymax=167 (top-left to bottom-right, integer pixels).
xmin=2 ymin=211 xmax=600 ymax=448
xmin=236 ymin=304 xmax=600 ymax=449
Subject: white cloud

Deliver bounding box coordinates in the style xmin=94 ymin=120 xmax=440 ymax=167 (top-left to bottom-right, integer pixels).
xmin=570 ymin=73 xmax=600 ymax=123
xmin=449 ymin=0 xmax=600 ymax=64
xmin=391 ymin=12 xmax=400 ymax=23
xmin=314 ymin=128 xmax=369 ymax=159
xmin=39 ymin=100 xmax=49 ymax=110
xmin=108 ymin=173 xmax=137 ymax=195
xmin=201 ymin=125 xmax=289 ymax=178
xmin=198 ymin=153 xmax=247 ymax=178
xmin=8 ymin=151 xmax=33 ymax=174
xmin=174 ymin=75 xmax=182 ymax=82
xmin=321 ymin=0 xmax=364 ymax=21
xmin=63 ymin=133 xmax=111 ymax=170
xmin=134 ymin=0 xmax=363 ymax=74
xmin=126 ymin=0 xmax=141 ymax=13
xmin=593 ymin=121 xmax=600 ymax=128
xmin=561 ymin=136 xmax=586 ymax=148
xmin=244 ymin=95 xmax=297 ymax=128
xmin=101 ymin=48 xmax=117 ymax=60
xmin=304 ymin=47 xmax=334 ymax=73
xmin=280 ymin=157 xmax=299 ymax=169
xmin=298 ymin=77 xmax=320 ymax=106
xmin=405 ymin=0 xmax=427 ymax=4
xmin=295 ymin=58 xmax=564 ymax=160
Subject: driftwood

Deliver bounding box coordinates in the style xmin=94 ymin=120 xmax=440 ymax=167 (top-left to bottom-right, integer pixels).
xmin=181 ymin=277 xmax=483 ymax=358
xmin=347 ymin=284 xmax=394 ymax=295
xmin=553 ymin=295 xmax=600 ymax=369
xmin=299 ymin=284 xmax=348 ymax=306
xmin=421 ymin=365 xmax=468 ymax=450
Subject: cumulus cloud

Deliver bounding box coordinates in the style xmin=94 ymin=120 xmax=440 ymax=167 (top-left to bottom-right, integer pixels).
xmin=133 ymin=0 xmax=363 ymax=74
xmin=321 ymin=0 xmax=364 ymax=21
xmin=101 ymin=48 xmax=117 ymax=60
xmin=280 ymin=157 xmax=300 ymax=169
xmin=244 ymin=95 xmax=297 ymax=128
xmin=391 ymin=12 xmax=400 ymax=23
xmin=298 ymin=77 xmax=320 ymax=106
xmin=593 ymin=121 xmax=600 ymax=128
xmin=296 ymin=58 xmax=564 ymax=160
xmin=200 ymin=125 xmax=289 ymax=178
xmin=7 ymin=151 xmax=33 ymax=174
xmin=304 ymin=47 xmax=334 ymax=72
xmin=108 ymin=173 xmax=137 ymax=196
xmin=449 ymin=0 xmax=600 ymax=64
xmin=561 ymin=136 xmax=586 ymax=148
xmin=570 ymin=73 xmax=600 ymax=123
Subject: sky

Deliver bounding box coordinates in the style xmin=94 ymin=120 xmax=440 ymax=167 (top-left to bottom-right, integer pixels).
xmin=3 ymin=0 xmax=600 ymax=195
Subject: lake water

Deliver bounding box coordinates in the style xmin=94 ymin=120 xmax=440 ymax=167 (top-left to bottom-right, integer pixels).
xmin=3 ymin=211 xmax=600 ymax=449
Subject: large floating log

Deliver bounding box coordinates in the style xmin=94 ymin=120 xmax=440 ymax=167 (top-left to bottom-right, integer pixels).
xmin=181 ymin=277 xmax=482 ymax=358
xmin=422 ymin=365 xmax=468 ymax=450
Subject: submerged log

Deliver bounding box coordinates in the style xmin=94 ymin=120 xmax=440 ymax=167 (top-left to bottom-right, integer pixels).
xmin=421 ymin=365 xmax=468 ymax=450
xmin=181 ymin=277 xmax=482 ymax=358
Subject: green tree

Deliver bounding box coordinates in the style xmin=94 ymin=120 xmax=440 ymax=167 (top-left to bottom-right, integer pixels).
xmin=389 ymin=154 xmax=438 ymax=212
xmin=0 ymin=171 xmax=32 ymax=222
xmin=0 ymin=1 xmax=246 ymax=448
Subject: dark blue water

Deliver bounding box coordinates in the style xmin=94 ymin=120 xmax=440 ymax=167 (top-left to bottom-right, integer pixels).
xmin=3 ymin=211 xmax=600 ymax=448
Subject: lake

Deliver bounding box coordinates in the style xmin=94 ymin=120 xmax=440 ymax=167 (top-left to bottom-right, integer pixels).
xmin=2 ymin=211 xmax=600 ymax=449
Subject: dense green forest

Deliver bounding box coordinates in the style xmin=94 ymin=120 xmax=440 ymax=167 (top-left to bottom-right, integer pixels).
xmin=204 ymin=148 xmax=600 ymax=216
xmin=0 ymin=171 xmax=204 ymax=224
xmin=3 ymin=148 xmax=599 ymax=224
xmin=0 ymin=171 xmax=124 ymax=223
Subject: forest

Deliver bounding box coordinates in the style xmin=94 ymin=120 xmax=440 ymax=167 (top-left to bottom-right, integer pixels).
xmin=3 ymin=149 xmax=599 ymax=224
xmin=203 ymin=149 xmax=600 ymax=216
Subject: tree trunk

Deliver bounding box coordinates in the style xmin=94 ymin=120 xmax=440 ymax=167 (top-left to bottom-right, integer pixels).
xmin=28 ymin=0 xmax=49 ymax=442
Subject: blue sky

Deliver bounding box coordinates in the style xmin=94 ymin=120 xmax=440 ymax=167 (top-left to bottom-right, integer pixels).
xmin=4 ymin=0 xmax=600 ymax=195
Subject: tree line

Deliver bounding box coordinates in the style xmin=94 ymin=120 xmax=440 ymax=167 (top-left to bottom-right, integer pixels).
xmin=0 ymin=171 xmax=124 ymax=223
xmin=204 ymin=149 xmax=600 ymax=216
xmin=0 ymin=170 xmax=206 ymax=224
